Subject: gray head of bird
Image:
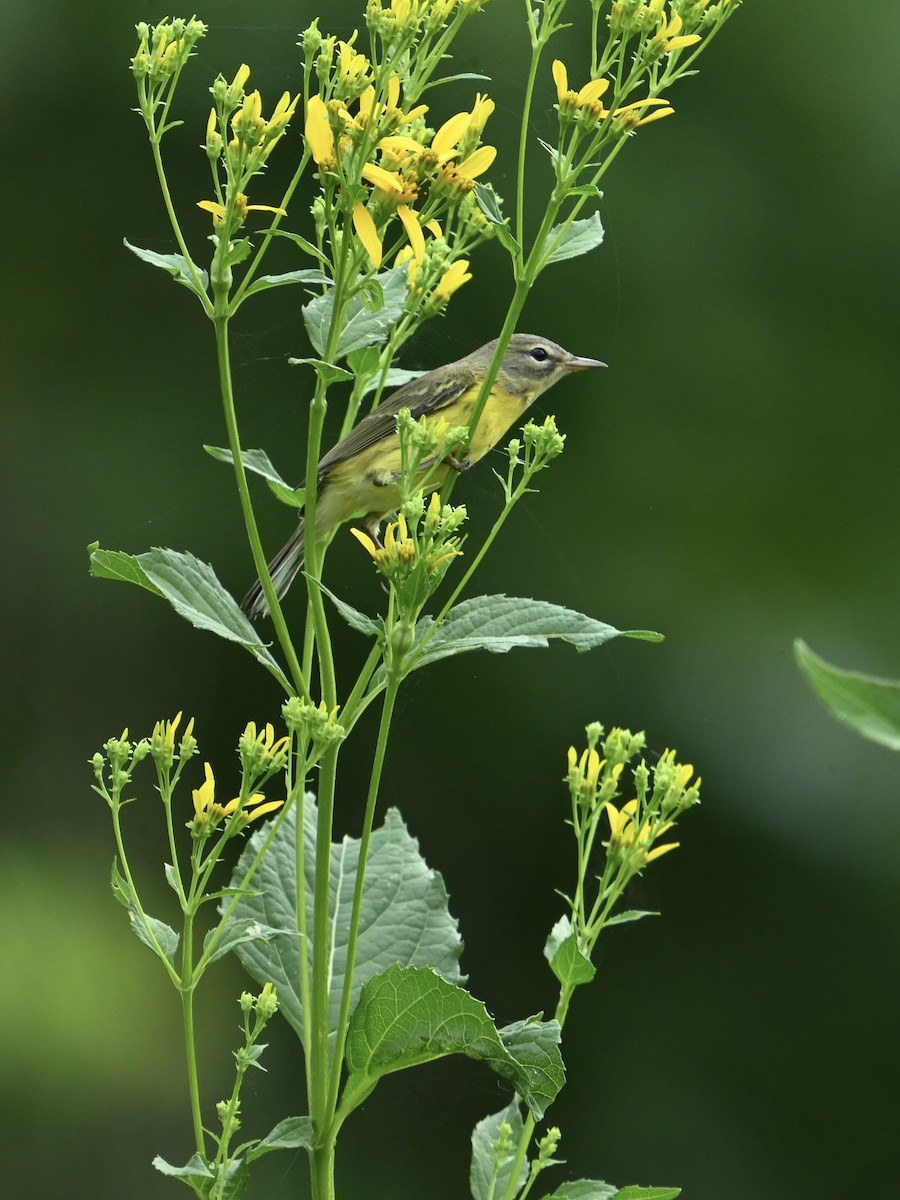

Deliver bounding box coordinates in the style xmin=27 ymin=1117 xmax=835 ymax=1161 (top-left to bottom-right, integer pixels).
xmin=473 ymin=334 xmax=607 ymax=399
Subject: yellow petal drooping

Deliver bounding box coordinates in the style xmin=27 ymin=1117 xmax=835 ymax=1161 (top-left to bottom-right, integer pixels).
xmin=352 ymin=203 xmax=383 ymax=268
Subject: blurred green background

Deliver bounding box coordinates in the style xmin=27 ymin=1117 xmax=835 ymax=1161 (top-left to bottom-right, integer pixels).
xmin=3 ymin=1 xmax=898 ymax=1196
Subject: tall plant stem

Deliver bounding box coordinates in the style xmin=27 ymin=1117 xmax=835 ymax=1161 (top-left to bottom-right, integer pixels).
xmin=326 ymin=672 xmax=401 ymax=1120
xmin=180 ymin=916 xmax=205 ymax=1154
xmin=213 ymin=316 xmax=308 ymax=697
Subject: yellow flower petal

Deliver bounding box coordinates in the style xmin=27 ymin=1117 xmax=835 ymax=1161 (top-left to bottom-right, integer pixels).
xmin=397 ymin=204 xmax=425 ymax=264
xmin=197 ymin=199 xmax=226 ymax=223
xmin=361 ymin=162 xmax=404 ymax=194
xmin=350 ymin=527 xmax=379 ymax=557
xmin=455 ymin=145 xmax=496 ymax=179
xmin=552 ymin=60 xmax=569 ymax=104
xmin=432 ymin=111 xmax=470 ymax=157
xmin=305 ymin=94 xmax=334 ymax=166
xmin=352 ymin=203 xmax=383 ymax=268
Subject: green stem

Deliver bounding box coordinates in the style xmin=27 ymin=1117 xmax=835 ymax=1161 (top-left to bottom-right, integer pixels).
xmin=212 ymin=315 xmax=309 ymax=697
xmin=147 ymin=134 xmax=213 ymax=315
xmin=180 ymin=914 xmax=205 ymax=1154
xmin=326 ymin=671 xmax=401 ymax=1120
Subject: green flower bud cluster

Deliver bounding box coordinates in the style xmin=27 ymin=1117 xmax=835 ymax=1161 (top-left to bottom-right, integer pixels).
xmin=238 ymin=721 xmax=290 ymax=785
xmin=150 ymin=711 xmax=197 ymax=771
xmin=91 ymin=729 xmax=151 ymax=804
xmin=282 ymin=696 xmax=346 ymax=760
xmin=131 ymin=17 xmax=207 ymax=86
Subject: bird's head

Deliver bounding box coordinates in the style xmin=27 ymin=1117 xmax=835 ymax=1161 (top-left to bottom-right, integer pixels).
xmin=481 ymin=333 xmax=607 ymax=399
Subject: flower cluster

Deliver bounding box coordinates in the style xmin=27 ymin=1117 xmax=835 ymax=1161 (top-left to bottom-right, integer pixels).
xmin=238 ymin=720 xmax=290 ymax=783
xmin=131 ymin=17 xmax=207 ymax=91
xmin=552 ymin=60 xmax=674 ymax=132
xmin=191 ymin=762 xmax=283 ymax=837
xmin=566 ymin=724 xmax=700 ymax=874
xmin=351 ymin=491 xmax=466 ymax=612
xmin=303 ymin=37 xmax=497 ymax=299
xmin=281 ymin=695 xmax=346 ymax=759
xmin=199 ymin=65 xmax=300 ymax=228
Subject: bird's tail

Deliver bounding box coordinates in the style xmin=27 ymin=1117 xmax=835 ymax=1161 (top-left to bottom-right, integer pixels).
xmin=241 ymin=518 xmax=305 ymax=620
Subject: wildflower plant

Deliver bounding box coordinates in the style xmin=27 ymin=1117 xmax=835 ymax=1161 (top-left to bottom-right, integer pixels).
xmin=90 ymin=2 xmax=741 ymax=1197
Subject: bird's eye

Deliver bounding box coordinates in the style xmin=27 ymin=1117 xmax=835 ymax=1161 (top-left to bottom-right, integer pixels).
xmin=530 ymin=346 xmax=549 ymax=362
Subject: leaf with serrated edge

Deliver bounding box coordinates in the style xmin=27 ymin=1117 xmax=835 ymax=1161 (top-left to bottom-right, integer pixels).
xmin=613 ymin=1189 xmax=681 ymax=1200
xmin=153 ymin=1153 xmax=214 ymax=1180
xmin=245 ymin=1116 xmax=314 ymax=1162
xmin=128 ymin=908 xmax=179 ymax=964
xmin=544 ymin=212 xmax=605 ymax=267
xmin=470 ymin=1100 xmax=526 ymax=1200
xmin=544 ymin=916 xmax=595 ymax=987
xmin=302 ymin=267 xmax=407 ymax=359
xmin=407 ymin=595 xmax=654 ymax=674
xmin=136 ymin=548 xmax=290 ymax=689
xmin=226 ymin=802 xmax=463 ymax=1050
xmin=88 ymin=544 xmax=163 ymax=595
xmin=124 ymin=240 xmax=209 ymax=295
xmin=795 ymin=639 xmax=900 ymax=750
xmin=341 ymin=966 xmax=562 ymax=1119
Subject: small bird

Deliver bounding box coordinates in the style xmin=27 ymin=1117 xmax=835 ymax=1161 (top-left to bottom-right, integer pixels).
xmin=242 ymin=333 xmax=606 ymax=618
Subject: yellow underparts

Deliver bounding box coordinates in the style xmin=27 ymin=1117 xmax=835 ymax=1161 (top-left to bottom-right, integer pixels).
xmin=315 ymin=382 xmax=533 ymax=535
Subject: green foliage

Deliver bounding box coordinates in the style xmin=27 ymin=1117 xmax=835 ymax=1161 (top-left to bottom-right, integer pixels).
xmin=795 ymin=639 xmax=900 ymax=750
xmin=226 ymin=802 xmax=464 ymax=1043
xmin=470 ymin=1101 xmax=528 ymax=1200
xmin=340 ymin=964 xmax=563 ymax=1120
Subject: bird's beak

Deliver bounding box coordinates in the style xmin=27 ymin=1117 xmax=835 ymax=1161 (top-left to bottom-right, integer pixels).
xmin=565 ymin=353 xmax=607 ymax=371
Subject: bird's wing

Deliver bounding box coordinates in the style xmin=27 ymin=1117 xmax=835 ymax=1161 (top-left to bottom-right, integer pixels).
xmin=316 ymin=366 xmax=478 ymax=476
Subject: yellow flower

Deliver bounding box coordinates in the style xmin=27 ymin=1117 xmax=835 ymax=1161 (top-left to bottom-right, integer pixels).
xmin=197 ymin=193 xmax=287 ymax=226
xmin=454 ymin=145 xmax=496 ymax=180
xmin=361 ymin=162 xmax=405 ymax=194
xmin=431 ymin=259 xmax=472 ymax=304
xmin=552 ymin=60 xmax=611 ymax=119
xmin=352 ymin=202 xmax=383 ymax=268
xmin=613 ymin=98 xmax=675 ymax=130
xmin=603 ymin=798 xmax=679 ymax=864
xmin=191 ymin=762 xmax=283 ymax=833
xmin=651 ymin=10 xmax=702 ymax=54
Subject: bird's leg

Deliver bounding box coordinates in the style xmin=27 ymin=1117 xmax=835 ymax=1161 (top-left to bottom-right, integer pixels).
xmin=443 ymin=453 xmax=471 ymax=473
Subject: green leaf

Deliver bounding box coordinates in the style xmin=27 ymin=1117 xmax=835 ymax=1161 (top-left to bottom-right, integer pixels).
xmin=362 ymin=366 xmax=427 ymax=396
xmin=544 ymin=916 xmax=596 ymax=987
xmin=498 ymin=1017 xmax=565 ymax=1117
xmin=539 ymin=1183 xmax=618 ymax=1200
xmin=243 ymin=268 xmax=332 ymax=297
xmin=88 ymin=544 xmax=291 ymax=690
xmin=152 ymin=1153 xmax=214 ymax=1181
xmin=245 ymin=1116 xmax=314 ymax=1161
xmin=603 ymin=909 xmax=659 ymax=928
xmin=613 ymin=1189 xmax=681 ymax=1200
xmin=265 ymin=229 xmax=330 ymax=263
xmin=470 ymin=1100 xmax=527 ymax=1200
xmin=110 ymin=858 xmax=131 ymax=907
xmin=227 ymin=802 xmax=463 ymax=1048
xmin=302 ymin=267 xmax=408 ymax=360
xmin=287 ymin=357 xmax=355 ymax=387
xmin=129 ymin=908 xmax=179 ymax=965
xmin=88 ymin=543 xmax=162 ymax=595
xmin=405 ymin=595 xmax=658 ymax=675
xmin=202 ymin=918 xmax=283 ymax=966
xmin=543 ymin=212 xmax=605 ymax=267
xmin=203 ymin=446 xmax=305 ymax=507
xmin=316 ymin=579 xmax=385 ymax=639
xmin=342 ymin=965 xmax=563 ymax=1119
xmin=794 ymin=639 xmax=900 ymax=750
xmin=473 ymin=182 xmax=520 ymax=256
xmin=124 ymin=239 xmax=209 ymax=297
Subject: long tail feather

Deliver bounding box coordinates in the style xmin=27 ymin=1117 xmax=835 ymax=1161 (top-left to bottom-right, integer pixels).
xmin=241 ymin=519 xmax=305 ymax=620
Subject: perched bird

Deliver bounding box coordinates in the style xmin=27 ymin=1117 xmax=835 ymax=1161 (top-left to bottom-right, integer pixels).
xmin=242 ymin=333 xmax=606 ymax=618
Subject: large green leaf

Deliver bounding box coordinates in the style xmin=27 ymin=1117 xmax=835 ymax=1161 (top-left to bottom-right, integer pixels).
xmin=470 ymin=1100 xmax=527 ymax=1200
xmin=341 ymin=965 xmax=563 ymax=1119
xmin=795 ymin=639 xmax=900 ymax=750
xmin=226 ymin=802 xmax=463 ymax=1048
xmin=302 ymin=266 xmax=408 ymax=359
xmin=87 ymin=544 xmax=290 ymax=689
xmin=543 ymin=212 xmax=605 ymax=267
xmin=404 ymin=595 xmax=661 ymax=675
